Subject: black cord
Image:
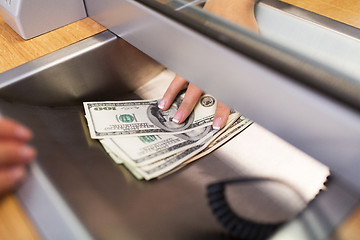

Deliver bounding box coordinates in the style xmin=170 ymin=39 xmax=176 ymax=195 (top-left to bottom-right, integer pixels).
xmin=206 ymin=177 xmax=308 ymax=240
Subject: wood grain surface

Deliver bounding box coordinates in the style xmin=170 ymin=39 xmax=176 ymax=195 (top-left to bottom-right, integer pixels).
xmin=0 ymin=15 xmax=106 ymax=74
xmin=334 ymin=205 xmax=360 ymax=240
xmin=0 ymin=195 xmax=41 ymax=240
xmin=280 ymin=0 xmax=360 ymax=28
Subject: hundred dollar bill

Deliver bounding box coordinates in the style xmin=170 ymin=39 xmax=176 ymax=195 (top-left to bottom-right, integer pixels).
xmin=132 ymin=115 xmax=239 ymax=180
xmin=101 ymin=131 xmax=210 ymax=167
xmin=134 ymin=133 xmax=219 ymax=180
xmin=84 ymin=93 xmax=218 ymax=139
xmin=100 ymin=112 xmax=240 ymax=167
xmin=101 ymin=141 xmax=123 ymax=164
xmin=122 ymin=162 xmax=144 ymax=180
xmin=100 ymin=139 xmax=145 ymax=180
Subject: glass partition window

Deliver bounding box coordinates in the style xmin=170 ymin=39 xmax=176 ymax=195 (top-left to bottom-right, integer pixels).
xmin=135 ymin=0 xmax=360 ymax=111
xmin=137 ymin=0 xmax=259 ymax=39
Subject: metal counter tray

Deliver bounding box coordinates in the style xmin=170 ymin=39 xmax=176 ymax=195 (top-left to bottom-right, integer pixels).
xmin=0 ymin=31 xmax=356 ymax=240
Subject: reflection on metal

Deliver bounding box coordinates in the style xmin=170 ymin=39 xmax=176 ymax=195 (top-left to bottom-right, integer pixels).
xmin=173 ymin=0 xmax=205 ymax=11
xmin=0 ymin=31 xmax=164 ymax=106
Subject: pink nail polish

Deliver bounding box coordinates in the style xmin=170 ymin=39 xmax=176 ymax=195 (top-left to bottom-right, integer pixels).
xmin=158 ymin=99 xmax=166 ymax=110
xmin=172 ymin=111 xmax=183 ymax=124
xmin=213 ymin=125 xmax=220 ymax=130
xmin=212 ymin=117 xmax=223 ymax=130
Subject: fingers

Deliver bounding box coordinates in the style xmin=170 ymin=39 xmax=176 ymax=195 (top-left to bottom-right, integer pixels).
xmin=212 ymin=102 xmax=231 ymax=130
xmin=0 ymin=118 xmax=34 ymax=196
xmin=0 ymin=118 xmax=33 ymax=141
xmin=0 ymin=142 xmax=36 ymax=165
xmin=0 ymin=165 xmax=26 ymax=195
xmin=172 ymin=83 xmax=203 ymax=124
xmin=158 ymin=75 xmax=188 ymax=110
xmin=160 ymin=75 xmax=230 ymax=128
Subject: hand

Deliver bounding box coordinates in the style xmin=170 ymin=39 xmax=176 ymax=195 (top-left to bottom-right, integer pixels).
xmin=158 ymin=75 xmax=231 ymax=130
xmin=203 ymin=0 xmax=259 ymax=32
xmin=0 ymin=117 xmax=36 ymax=196
xmin=159 ymin=0 xmax=259 ymax=130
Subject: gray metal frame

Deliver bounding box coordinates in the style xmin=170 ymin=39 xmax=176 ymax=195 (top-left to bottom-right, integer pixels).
xmin=17 ymin=163 xmax=94 ymax=240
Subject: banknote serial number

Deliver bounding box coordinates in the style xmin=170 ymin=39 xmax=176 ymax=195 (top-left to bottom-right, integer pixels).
xmin=93 ymin=107 xmax=116 ymax=111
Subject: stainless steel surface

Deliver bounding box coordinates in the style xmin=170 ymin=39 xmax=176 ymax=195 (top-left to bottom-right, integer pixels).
xmin=0 ymin=31 xmax=164 ymax=106
xmin=0 ymin=29 xmax=335 ymax=239
xmin=17 ymin=163 xmax=94 ymax=240
xmin=0 ymin=88 xmax=301 ymax=240
xmin=1 ymin=91 xmax=329 ymax=240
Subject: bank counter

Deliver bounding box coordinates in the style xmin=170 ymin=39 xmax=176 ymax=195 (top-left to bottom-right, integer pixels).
xmin=0 ymin=0 xmax=360 ymax=239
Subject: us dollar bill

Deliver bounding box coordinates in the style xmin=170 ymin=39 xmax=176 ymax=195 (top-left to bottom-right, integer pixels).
xmin=100 ymin=130 xmax=210 ymax=167
xmin=84 ymin=93 xmax=219 ymax=138
xmin=100 ymin=112 xmax=240 ymax=167
xmin=134 ymin=130 xmax=225 ymax=180
xmin=101 ymin=141 xmax=123 ymax=164
xmin=100 ymin=139 xmax=145 ymax=179
xmin=126 ymin=115 xmax=240 ymax=180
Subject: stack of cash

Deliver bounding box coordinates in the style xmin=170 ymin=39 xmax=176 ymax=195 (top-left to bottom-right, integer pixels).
xmin=83 ymin=93 xmax=252 ymax=180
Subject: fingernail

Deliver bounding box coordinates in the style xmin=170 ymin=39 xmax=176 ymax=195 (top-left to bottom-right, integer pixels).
xmin=212 ymin=117 xmax=223 ymax=130
xmin=158 ymin=99 xmax=166 ymax=110
xmin=11 ymin=167 xmax=24 ymax=180
xmin=19 ymin=146 xmax=36 ymax=160
xmin=15 ymin=126 xmax=32 ymax=140
xmin=172 ymin=111 xmax=183 ymax=124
